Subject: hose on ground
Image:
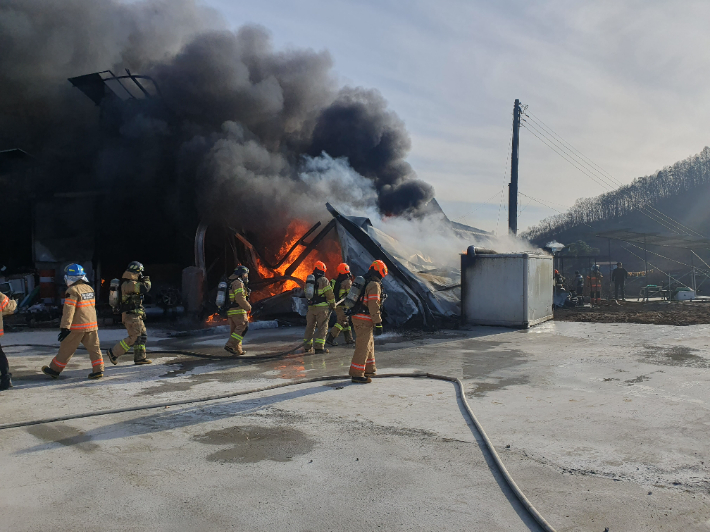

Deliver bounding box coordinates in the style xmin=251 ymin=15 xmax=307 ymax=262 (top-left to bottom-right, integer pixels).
xmin=3 ymin=344 xmax=306 ymax=361
xmin=0 ymin=372 xmax=556 ymax=531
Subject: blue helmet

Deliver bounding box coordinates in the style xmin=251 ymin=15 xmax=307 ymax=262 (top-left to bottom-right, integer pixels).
xmin=65 ymin=263 xmax=86 ymax=277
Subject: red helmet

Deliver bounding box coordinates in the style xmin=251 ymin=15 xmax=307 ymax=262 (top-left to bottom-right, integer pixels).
xmin=336 ymin=263 xmax=350 ymax=275
xmin=370 ymin=260 xmax=388 ymax=278
xmin=314 ymin=261 xmax=327 ymax=273
xmin=554 ymin=269 xmax=559 ymax=275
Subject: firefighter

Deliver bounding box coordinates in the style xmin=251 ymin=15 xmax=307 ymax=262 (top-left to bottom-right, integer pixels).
xmin=325 ymin=262 xmax=354 ymax=347
xmin=585 ymin=265 xmax=603 ymax=305
xmin=574 ymin=270 xmax=585 ymax=306
xmin=224 ymin=265 xmax=251 ymax=356
xmin=42 ymin=264 xmax=104 ymax=380
xmin=303 ymin=261 xmax=336 ymax=354
xmin=106 ymin=261 xmax=152 ymax=365
xmin=349 ymin=260 xmax=388 ymax=384
xmin=0 ymin=290 xmax=18 ymax=390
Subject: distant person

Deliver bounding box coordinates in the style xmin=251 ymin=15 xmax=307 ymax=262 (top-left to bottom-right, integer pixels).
xmin=585 ymin=265 xmax=603 ymax=306
xmin=0 ymin=290 xmax=18 ymax=390
xmin=574 ymin=271 xmax=585 ymax=306
xmin=612 ymin=262 xmax=628 ymax=300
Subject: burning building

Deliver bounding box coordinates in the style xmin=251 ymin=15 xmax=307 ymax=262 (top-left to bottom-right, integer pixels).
xmin=0 ymin=0 xmax=494 ymax=324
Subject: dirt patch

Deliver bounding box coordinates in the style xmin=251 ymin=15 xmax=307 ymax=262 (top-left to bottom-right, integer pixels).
xmin=641 ymin=345 xmax=710 ymax=368
xmin=193 ymin=425 xmax=314 ymax=463
xmin=555 ymin=301 xmax=710 ymax=326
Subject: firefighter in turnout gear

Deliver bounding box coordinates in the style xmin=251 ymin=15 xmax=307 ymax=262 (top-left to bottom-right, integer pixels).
xmin=42 ymin=264 xmax=105 ymax=380
xmin=325 ymin=263 xmax=354 ymax=347
xmin=585 ymin=265 xmax=603 ymax=306
xmin=224 ymin=265 xmax=251 ymax=356
xmin=303 ymin=261 xmax=336 ymax=354
xmin=0 ymin=290 xmax=18 ymax=390
xmin=349 ymin=260 xmax=388 ymax=384
xmin=107 ymin=261 xmax=152 ymax=365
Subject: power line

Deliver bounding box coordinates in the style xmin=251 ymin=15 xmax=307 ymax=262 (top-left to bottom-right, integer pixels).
xmin=523 ymin=110 xmax=706 ymax=238
xmin=520 ymin=117 xmax=692 ymax=236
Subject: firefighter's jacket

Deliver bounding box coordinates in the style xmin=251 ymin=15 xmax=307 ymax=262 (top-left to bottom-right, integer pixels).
xmin=331 ymin=276 xmax=352 ymax=305
xmin=120 ymin=271 xmax=151 ymax=315
xmin=352 ymin=280 xmax=382 ymax=325
xmin=0 ymin=291 xmax=18 ymax=337
xmin=228 ymin=275 xmax=251 ymax=316
xmin=310 ymin=276 xmax=336 ymax=309
xmin=585 ymin=274 xmax=603 ymax=295
xmin=60 ymin=281 xmax=98 ymax=332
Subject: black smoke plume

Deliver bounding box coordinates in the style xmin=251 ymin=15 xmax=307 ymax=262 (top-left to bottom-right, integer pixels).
xmin=0 ymin=0 xmax=435 ymax=248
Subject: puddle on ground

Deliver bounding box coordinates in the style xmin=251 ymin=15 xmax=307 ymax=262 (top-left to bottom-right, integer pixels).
xmin=193 ymin=425 xmax=313 ymax=463
xmin=471 ymin=376 xmax=530 ymax=397
xmin=461 ymin=341 xmax=529 ymax=396
xmin=26 ymin=424 xmax=99 ymax=452
xmin=641 ymin=345 xmax=710 ymax=368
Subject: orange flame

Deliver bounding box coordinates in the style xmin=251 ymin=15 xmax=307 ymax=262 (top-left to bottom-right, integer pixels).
xmin=205 ymin=312 xmax=220 ymax=324
xmin=251 ymin=219 xmax=343 ymax=302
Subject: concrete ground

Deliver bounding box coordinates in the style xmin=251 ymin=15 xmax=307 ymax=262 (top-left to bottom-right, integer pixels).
xmin=2 ymin=321 xmax=710 ymax=531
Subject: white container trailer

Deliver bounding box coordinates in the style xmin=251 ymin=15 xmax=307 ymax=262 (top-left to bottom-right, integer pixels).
xmin=461 ymin=251 xmax=553 ymax=328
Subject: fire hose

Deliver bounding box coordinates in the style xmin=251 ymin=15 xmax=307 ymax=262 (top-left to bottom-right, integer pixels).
xmin=0 ymin=367 xmax=556 ymax=531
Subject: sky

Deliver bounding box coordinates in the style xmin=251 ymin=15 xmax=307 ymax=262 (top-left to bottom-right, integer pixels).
xmin=201 ymin=0 xmax=710 ymax=234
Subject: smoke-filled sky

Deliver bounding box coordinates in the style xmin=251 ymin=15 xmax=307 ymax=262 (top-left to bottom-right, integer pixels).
xmin=201 ymin=0 xmax=710 ymax=233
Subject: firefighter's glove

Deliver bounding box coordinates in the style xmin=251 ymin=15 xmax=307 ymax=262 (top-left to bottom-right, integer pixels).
xmin=58 ymin=328 xmax=71 ymax=342
xmin=142 ymin=276 xmax=150 ymax=284
xmin=374 ymin=324 xmax=383 ymax=336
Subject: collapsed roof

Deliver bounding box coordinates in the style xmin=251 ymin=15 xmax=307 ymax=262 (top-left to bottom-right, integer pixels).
xmin=327 ymin=203 xmax=491 ymax=328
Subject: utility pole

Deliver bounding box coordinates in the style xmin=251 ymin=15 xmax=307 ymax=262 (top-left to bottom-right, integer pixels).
xmin=509 ymin=99 xmax=521 ymax=235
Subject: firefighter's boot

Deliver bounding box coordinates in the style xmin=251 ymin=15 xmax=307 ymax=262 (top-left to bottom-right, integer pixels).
xmin=343 ymin=330 xmax=355 ymax=345
xmin=106 ymin=348 xmax=119 ymax=365
xmin=42 ymin=366 xmax=60 ymax=379
xmin=0 ymin=373 xmax=12 ymax=391
xmin=325 ymin=333 xmax=338 ymax=347
xmin=134 ymin=351 xmax=152 ymax=365
xmin=88 ymin=371 xmax=104 ymax=380
xmin=315 ymin=347 xmax=329 ymax=354
xmin=351 ymin=376 xmax=372 ymax=384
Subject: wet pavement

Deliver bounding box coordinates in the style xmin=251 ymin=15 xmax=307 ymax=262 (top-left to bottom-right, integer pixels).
xmin=2 ymin=321 xmax=710 ymax=530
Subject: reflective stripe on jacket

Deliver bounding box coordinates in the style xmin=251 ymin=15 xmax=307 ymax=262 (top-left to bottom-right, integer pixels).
xmin=228 ymin=276 xmax=251 ymax=316
xmin=60 ymin=281 xmax=98 ymax=332
xmin=352 ymin=280 xmax=382 ymax=324
xmin=0 ymin=291 xmax=18 ymax=337
xmin=310 ymin=276 xmax=335 ymax=308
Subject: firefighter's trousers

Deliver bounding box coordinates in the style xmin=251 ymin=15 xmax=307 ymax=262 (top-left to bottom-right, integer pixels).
xmin=50 ymin=330 xmax=104 ymax=374
xmin=111 ymin=313 xmax=148 ymax=362
xmin=304 ymin=306 xmax=331 ymax=350
xmin=0 ymin=343 xmax=9 ymax=376
xmin=349 ymin=319 xmax=377 ymax=378
xmin=226 ymin=314 xmax=248 ymax=354
xmin=329 ymin=306 xmax=351 ymax=339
